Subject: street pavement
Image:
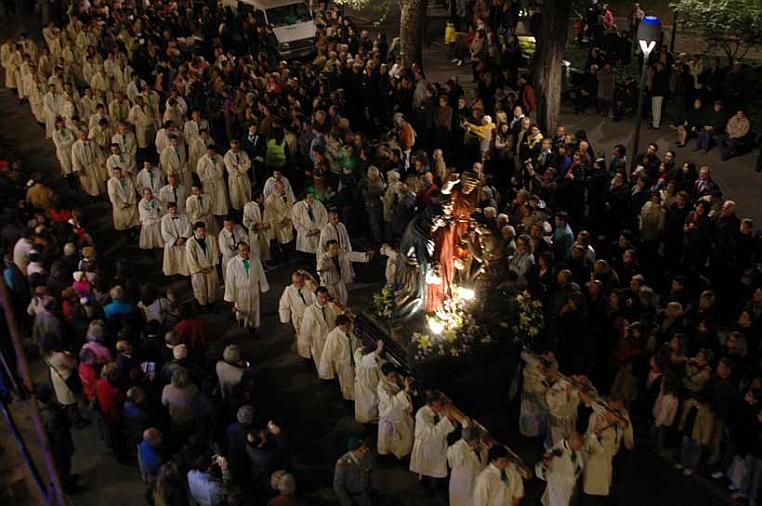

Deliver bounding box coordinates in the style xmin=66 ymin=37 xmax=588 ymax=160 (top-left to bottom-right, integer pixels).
xmin=0 ymin=10 xmax=757 ymax=506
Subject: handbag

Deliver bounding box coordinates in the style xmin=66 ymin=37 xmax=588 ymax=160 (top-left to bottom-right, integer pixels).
xmin=47 ymin=357 xmax=83 ymax=395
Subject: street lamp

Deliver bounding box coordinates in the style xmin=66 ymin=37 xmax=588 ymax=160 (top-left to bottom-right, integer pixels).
xmin=631 ymin=15 xmax=662 ymax=171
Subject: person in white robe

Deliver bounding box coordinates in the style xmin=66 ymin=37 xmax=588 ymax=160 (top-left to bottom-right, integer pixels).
xmin=128 ymin=96 xmax=156 ymax=151
xmin=108 ymin=92 xmax=131 ymax=126
xmin=160 ymin=203 xmax=191 ymax=276
xmin=196 ymin=146 xmax=229 ymax=217
xmin=166 ymin=90 xmax=188 ymax=120
xmin=472 ymin=446 xmax=525 ymax=506
xmin=242 ymin=190 xmax=272 ymax=261
xmin=317 ymin=211 xmax=353 ymax=261
xmin=106 ymin=167 xmax=140 ymax=231
xmin=262 ymin=170 xmax=296 ymax=202
xmin=377 ymin=363 xmax=415 ymax=459
xmin=138 ymin=188 xmax=165 ymax=250
xmin=160 ymin=135 xmax=192 ymax=190
xmin=447 ymin=427 xmax=488 ymax=506
xmin=106 ymin=143 xmax=136 ymax=185
xmin=535 ymin=433 xmax=585 ymax=506
xmin=183 ymin=111 xmax=210 ymax=146
xmin=89 ymin=119 xmax=112 ymax=185
xmin=278 ymin=270 xmax=315 ymax=349
xmin=318 ymin=315 xmax=362 ymax=400
xmin=546 ymin=374 xmax=596 ymax=449
xmin=224 ymin=140 xmax=252 ymax=211
xmin=90 ymin=67 xmax=111 ymax=105
xmin=111 ymin=123 xmax=137 ymax=175
xmin=224 ymin=242 xmax=269 ymax=330
xmin=42 ymin=83 xmax=59 ymax=138
xmin=163 ymin=98 xmax=185 ymax=128
xmin=293 ymin=193 xmax=328 ymax=254
xmin=218 ymin=217 xmax=247 ymax=282
xmin=52 ymin=117 xmax=75 ymax=177
xmin=582 ymin=400 xmax=633 ymax=500
xmin=317 ymin=241 xmax=358 ymax=307
xmin=265 ymin=181 xmax=295 ymax=257
xmin=354 ymin=340 xmax=383 ymax=423
xmin=298 ymin=287 xmax=338 ymax=364
xmin=137 ymin=160 xmax=165 ymax=194
xmin=185 ymin=221 xmax=220 ymax=309
xmin=71 ymin=128 xmax=102 ymax=196
xmin=188 ymin=129 xmax=213 ymax=175
xmin=519 ymin=350 xmax=555 ymax=438
xmin=186 ymin=183 xmax=219 ymax=237
xmin=158 ymin=174 xmax=187 ymax=214
xmin=28 ymin=72 xmax=46 ymax=123
xmin=139 ymin=84 xmax=162 ymax=127
xmin=410 ymin=392 xmax=456 ymax=479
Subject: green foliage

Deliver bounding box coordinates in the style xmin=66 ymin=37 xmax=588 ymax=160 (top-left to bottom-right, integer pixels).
xmin=670 ymin=0 xmax=762 ymax=62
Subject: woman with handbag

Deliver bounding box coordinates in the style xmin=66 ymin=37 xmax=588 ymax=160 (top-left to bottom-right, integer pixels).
xmin=41 ymin=333 xmax=90 ymax=429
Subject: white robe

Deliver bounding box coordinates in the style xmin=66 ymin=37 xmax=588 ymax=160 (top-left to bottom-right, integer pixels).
xmin=317 ymin=222 xmax=353 ymax=261
xmin=138 ymin=198 xmax=165 ymax=249
xmin=158 ymin=184 xmax=187 ymax=214
xmin=582 ymin=410 xmax=618 ymax=497
xmin=520 ymin=350 xmax=551 ymax=437
xmin=354 ymin=351 xmax=381 ymax=423
xmin=196 ymin=154 xmax=229 ymax=216
xmin=278 ymin=284 xmax=315 ymax=338
xmin=224 ymin=150 xmax=252 ymax=210
xmin=292 ymin=200 xmax=328 ymax=253
xmin=472 ymin=463 xmax=525 ymax=506
xmin=186 ymin=194 xmax=219 ymax=237
xmin=52 ymin=128 xmax=75 ymax=175
xmin=317 ymin=251 xmax=355 ymax=307
xmin=137 ymin=167 xmax=166 ymax=194
xmin=108 ymin=99 xmax=131 ymax=126
xmin=263 ymin=175 xmax=296 ymax=202
xmin=161 ymin=214 xmax=191 ymax=276
xmin=377 ymin=379 xmax=414 ymax=458
xmin=410 ymin=405 xmax=456 ymax=478
xmin=160 ymin=145 xmax=192 ymax=190
xmin=265 ymin=192 xmax=295 ymax=245
xmin=129 ymin=104 xmax=156 ymax=148
xmin=186 ymin=235 xmax=220 ymax=306
xmin=224 ymin=255 xmax=269 ymax=328
xmin=183 ymin=118 xmax=210 ymax=145
xmin=218 ymin=225 xmax=247 ymax=281
xmin=318 ymin=328 xmax=361 ymax=400
xmin=546 ymin=381 xmax=584 ymax=449
xmin=447 ymin=439 xmax=487 ymax=506
xmin=535 ymin=440 xmax=583 ymax=506
xmin=188 ymin=137 xmax=211 ymax=174
xmin=71 ymin=139 xmax=102 ymax=195
xmin=242 ymin=202 xmax=272 ymax=260
xmin=107 ymin=177 xmax=139 ymax=230
xmin=111 ymin=132 xmax=137 ymax=172
xmin=43 ymin=91 xmax=59 ymax=138
xmin=298 ymin=302 xmax=337 ymax=363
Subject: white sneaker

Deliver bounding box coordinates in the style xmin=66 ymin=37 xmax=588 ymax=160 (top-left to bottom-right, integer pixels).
xmin=711 ymin=471 xmax=723 ymax=479
xmin=674 ymin=463 xmax=684 ymax=470
xmin=451 ymin=58 xmax=459 ymax=64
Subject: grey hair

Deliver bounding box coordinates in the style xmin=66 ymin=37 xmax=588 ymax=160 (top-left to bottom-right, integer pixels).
xmin=367 ymin=166 xmax=380 ymax=177
xmin=278 ymin=473 xmax=296 ymax=495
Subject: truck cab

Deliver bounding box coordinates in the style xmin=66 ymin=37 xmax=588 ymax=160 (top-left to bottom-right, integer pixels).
xmin=223 ymin=0 xmax=316 ymax=59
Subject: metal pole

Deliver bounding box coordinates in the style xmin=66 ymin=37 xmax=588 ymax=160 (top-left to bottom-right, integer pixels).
xmin=669 ymin=12 xmax=677 ymax=53
xmin=0 ymin=276 xmax=69 ymax=506
xmin=631 ymin=53 xmax=650 ymax=174
xmin=0 ymin=398 xmax=48 ymax=500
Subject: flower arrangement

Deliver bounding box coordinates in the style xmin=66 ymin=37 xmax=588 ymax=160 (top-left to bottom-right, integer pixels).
xmin=508 ymin=291 xmax=545 ymax=347
xmin=411 ymin=292 xmax=492 ymax=362
xmin=373 ymin=286 xmax=395 ymax=319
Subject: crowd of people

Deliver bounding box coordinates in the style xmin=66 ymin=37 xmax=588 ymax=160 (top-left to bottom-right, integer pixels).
xmin=0 ymin=0 xmax=761 ymax=506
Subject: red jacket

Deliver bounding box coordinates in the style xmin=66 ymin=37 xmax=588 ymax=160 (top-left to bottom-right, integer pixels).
xmin=96 ymin=378 xmax=125 ymax=425
xmin=79 ymin=363 xmax=98 ymax=402
xmin=175 ymin=318 xmax=209 ymax=355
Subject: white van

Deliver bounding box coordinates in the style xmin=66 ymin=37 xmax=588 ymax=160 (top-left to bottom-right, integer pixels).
xmin=223 ymin=0 xmax=316 ymax=59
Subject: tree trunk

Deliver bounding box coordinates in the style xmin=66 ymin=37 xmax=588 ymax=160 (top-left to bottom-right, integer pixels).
xmin=400 ymin=0 xmax=427 ymax=68
xmin=533 ymin=0 xmax=573 ymax=134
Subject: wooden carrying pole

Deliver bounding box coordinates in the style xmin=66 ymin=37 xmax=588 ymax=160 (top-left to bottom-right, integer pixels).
xmin=0 ymin=276 xmax=69 ymax=506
